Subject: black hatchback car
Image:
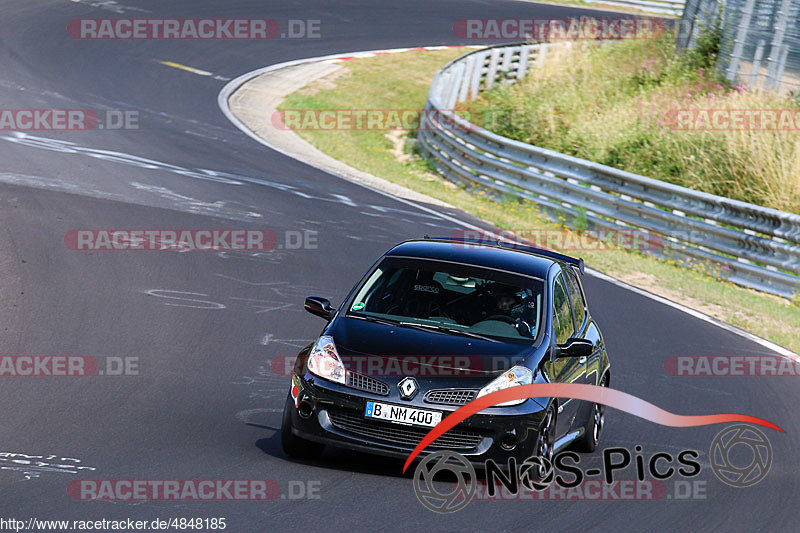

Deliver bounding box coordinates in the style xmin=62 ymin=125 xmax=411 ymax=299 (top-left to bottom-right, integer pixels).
xmin=281 ymin=237 xmax=611 ymax=466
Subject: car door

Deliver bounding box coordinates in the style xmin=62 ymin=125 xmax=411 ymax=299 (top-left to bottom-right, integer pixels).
xmin=549 ymin=269 xmax=586 ymax=437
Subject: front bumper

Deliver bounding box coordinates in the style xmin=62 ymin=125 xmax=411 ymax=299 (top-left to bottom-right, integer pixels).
xmin=286 ymin=372 xmax=549 ymax=465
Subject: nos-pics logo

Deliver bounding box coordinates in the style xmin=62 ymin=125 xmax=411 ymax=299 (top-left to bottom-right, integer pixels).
xmin=413 ymin=424 xmax=773 ymax=513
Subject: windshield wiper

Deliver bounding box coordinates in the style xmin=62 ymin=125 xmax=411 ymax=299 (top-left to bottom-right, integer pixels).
xmin=399 ymin=322 xmax=500 ymax=342
xmin=348 ymin=314 xmax=403 ymax=327
xmin=349 ymin=314 xmax=500 ymax=342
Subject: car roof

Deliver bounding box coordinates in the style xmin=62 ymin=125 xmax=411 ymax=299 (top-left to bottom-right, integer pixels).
xmin=384 ymin=239 xmax=565 ymax=280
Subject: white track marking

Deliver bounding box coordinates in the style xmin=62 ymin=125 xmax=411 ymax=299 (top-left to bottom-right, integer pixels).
xmin=144 ymin=289 xmax=226 ymax=309
xmin=0 ymin=451 xmax=96 ymax=480
xmin=130 ymin=181 xmax=263 ymax=220
xmin=260 ymin=333 xmax=309 ymax=347
xmin=157 ymin=60 xmax=231 ymax=81
xmin=70 ymin=0 xmax=150 ymax=14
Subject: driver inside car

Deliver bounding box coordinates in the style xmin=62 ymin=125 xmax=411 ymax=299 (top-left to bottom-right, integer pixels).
xmin=488 ymin=285 xmax=535 ymax=337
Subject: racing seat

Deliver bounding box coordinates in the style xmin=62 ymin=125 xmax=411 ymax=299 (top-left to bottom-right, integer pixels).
xmin=399 ymin=273 xmax=445 ymax=319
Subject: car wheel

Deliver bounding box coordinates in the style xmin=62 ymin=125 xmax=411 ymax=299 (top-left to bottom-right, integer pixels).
xmin=281 ymin=395 xmax=324 ymax=460
xmin=535 ymin=405 xmax=557 ymax=475
xmin=574 ymin=374 xmax=608 ymax=453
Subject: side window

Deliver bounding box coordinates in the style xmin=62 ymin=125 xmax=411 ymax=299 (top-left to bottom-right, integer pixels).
xmin=564 ymin=267 xmax=586 ymax=329
xmin=552 ymin=273 xmax=574 ymax=344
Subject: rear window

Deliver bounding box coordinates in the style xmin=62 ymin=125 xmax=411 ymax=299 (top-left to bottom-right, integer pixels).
xmin=553 ymin=273 xmax=574 ymax=344
xmin=564 ymin=267 xmax=586 ymax=329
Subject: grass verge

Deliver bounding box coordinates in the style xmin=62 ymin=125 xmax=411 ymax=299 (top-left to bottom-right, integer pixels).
xmin=278 ymin=48 xmax=800 ymax=353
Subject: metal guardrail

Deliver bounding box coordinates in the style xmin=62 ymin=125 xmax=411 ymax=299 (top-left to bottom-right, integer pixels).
xmin=586 ymin=0 xmax=685 ymax=16
xmin=418 ymin=42 xmax=800 ymax=299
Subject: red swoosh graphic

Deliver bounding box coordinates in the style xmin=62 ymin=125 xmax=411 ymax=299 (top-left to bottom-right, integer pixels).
xmin=402 ymin=383 xmax=783 ymax=473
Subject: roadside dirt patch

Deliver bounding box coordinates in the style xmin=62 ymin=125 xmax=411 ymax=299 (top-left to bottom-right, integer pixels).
xmin=385 ymin=130 xmax=412 ymax=163
xmin=610 ymin=270 xmax=786 ymax=327
xmin=296 ymin=66 xmax=346 ymax=95
xmin=622 ymin=271 xmax=727 ymax=317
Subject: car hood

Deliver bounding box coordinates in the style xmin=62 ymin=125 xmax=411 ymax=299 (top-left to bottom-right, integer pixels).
xmin=327 ymin=316 xmax=532 ymax=377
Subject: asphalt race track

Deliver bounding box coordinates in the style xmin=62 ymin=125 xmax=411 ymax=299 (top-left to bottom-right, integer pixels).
xmin=0 ymin=1 xmax=796 ymax=531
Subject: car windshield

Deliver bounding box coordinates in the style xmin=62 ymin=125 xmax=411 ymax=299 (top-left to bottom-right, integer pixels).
xmin=347 ymin=257 xmax=544 ymax=343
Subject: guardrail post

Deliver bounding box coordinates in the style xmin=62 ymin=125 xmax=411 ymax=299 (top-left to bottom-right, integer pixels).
xmin=470 ymin=51 xmax=487 ymax=99
xmin=457 ymin=55 xmax=475 ymax=103
xmin=485 ymin=48 xmax=501 ymax=90
xmin=765 ymin=0 xmax=791 ymax=90
xmin=517 ymin=45 xmax=530 ymax=81
xmin=749 ymin=39 xmax=766 ymax=88
xmin=725 ymin=0 xmax=756 ymax=83
xmin=774 ymin=44 xmax=790 ymax=92
xmin=447 ymin=61 xmax=465 ymax=109
xmin=500 ymin=46 xmax=513 ymax=84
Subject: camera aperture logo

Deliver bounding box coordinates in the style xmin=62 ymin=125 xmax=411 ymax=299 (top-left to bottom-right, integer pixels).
xmin=710 ymin=424 xmax=772 ymax=488
xmin=414 ymin=451 xmax=476 ymax=513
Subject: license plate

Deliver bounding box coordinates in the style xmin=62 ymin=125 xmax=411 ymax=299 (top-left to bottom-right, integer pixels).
xmin=364 ymin=401 xmax=442 ymax=428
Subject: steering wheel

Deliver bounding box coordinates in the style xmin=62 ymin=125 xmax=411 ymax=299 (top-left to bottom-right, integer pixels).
xmin=482 ymin=314 xmax=533 ymax=337
xmin=515 ymin=319 xmax=532 ymax=337
xmin=483 ymin=314 xmax=517 ymax=324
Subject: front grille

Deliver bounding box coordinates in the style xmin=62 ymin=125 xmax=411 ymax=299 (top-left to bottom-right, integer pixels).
xmin=327 ymin=408 xmax=484 ymax=450
xmin=424 ymin=389 xmax=478 ymax=406
xmin=346 ymin=372 xmax=390 ymax=396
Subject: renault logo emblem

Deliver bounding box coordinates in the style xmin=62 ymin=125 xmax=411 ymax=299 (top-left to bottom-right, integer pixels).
xmin=398 ymin=377 xmax=419 ymax=400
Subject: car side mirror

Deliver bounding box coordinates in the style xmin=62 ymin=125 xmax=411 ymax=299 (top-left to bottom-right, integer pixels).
xmin=556 ymin=337 xmax=593 ymax=359
xmin=304 ymin=296 xmax=336 ymax=320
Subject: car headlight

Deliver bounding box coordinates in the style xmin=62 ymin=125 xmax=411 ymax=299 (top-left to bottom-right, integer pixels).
xmin=476 ymin=365 xmax=533 ymax=406
xmin=307 ymin=335 xmax=346 ymax=385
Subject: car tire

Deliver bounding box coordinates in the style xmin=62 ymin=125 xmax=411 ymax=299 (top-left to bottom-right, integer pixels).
xmin=573 ymin=374 xmax=608 ymax=453
xmin=535 ymin=405 xmax=557 ymax=473
xmin=281 ymin=395 xmax=325 ymax=460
